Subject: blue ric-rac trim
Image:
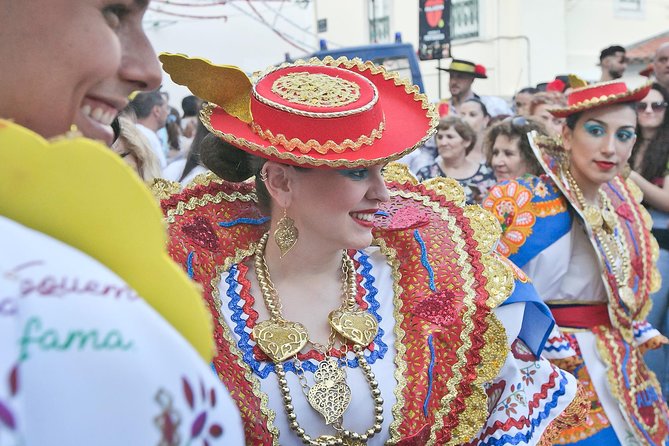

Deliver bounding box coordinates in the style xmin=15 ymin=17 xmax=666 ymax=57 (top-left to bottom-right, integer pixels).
xmin=224 ymin=265 xmax=273 ymax=378
xmin=544 ymin=343 xmax=573 ymax=352
xmin=218 ymin=216 xmax=270 ymax=227
xmin=186 ymin=251 xmax=195 ymax=279
xmin=224 ymin=251 xmax=387 ymax=378
xmin=423 ymin=334 xmax=435 ymax=417
xmin=353 ymin=251 xmax=388 ymax=368
xmin=480 ymin=370 xmax=570 ymax=445
xmin=414 ymin=229 xmax=436 ymax=292
xmin=635 ymin=323 xmax=655 ymax=337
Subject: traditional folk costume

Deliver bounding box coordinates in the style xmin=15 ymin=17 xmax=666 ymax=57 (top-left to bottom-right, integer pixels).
xmin=482 ymin=81 xmax=669 ymax=445
xmin=0 ymin=123 xmax=244 ymax=446
xmin=157 ymin=54 xmax=585 ymax=445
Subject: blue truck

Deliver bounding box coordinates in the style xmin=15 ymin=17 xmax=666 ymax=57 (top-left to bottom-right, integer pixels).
xmin=306 ymin=41 xmax=425 ymax=93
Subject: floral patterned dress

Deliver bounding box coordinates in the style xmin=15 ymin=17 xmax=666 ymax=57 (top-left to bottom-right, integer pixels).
xmin=415 ymin=161 xmax=496 ymax=204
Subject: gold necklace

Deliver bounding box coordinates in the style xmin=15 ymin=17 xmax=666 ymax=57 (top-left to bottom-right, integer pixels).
xmin=251 ymin=233 xmax=383 ymax=445
xmin=564 ymin=170 xmax=636 ymax=311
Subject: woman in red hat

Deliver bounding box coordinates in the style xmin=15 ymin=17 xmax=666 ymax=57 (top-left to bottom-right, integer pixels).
xmin=483 ymin=79 xmax=669 ymax=445
xmin=158 ymin=54 xmax=586 ymax=445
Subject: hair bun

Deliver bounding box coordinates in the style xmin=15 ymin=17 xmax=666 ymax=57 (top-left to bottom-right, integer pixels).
xmin=199 ymin=133 xmax=257 ymax=182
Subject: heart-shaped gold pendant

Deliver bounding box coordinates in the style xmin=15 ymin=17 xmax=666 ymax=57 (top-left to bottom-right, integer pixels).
xmin=307 ymin=359 xmax=351 ymax=425
xmin=329 ymin=309 xmax=378 ymax=346
xmin=252 ymin=320 xmax=308 ymax=362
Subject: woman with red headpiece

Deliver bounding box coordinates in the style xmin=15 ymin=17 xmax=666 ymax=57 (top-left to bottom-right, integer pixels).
xmin=157 ymin=54 xmax=587 ymax=445
xmin=483 ymin=79 xmax=669 ymax=445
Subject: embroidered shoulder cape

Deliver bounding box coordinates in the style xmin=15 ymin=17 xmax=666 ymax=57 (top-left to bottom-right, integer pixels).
xmin=158 ymin=164 xmax=583 ymax=445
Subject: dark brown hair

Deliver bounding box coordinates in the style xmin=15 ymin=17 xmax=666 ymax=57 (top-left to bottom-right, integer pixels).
xmin=199 ymin=134 xmax=271 ymax=211
xmin=483 ymin=117 xmax=547 ymax=176
xmin=630 ymin=82 xmax=669 ymax=182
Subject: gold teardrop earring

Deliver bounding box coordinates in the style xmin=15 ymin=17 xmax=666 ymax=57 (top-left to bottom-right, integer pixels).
xmin=274 ymin=208 xmax=298 ymax=257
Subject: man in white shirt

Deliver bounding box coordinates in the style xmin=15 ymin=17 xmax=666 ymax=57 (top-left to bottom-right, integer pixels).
xmin=130 ymin=90 xmax=169 ymax=170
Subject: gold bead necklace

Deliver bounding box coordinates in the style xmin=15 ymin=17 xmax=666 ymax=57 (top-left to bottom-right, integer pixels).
xmin=252 ymin=232 xmax=383 ymax=445
xmin=564 ymin=170 xmax=635 ymax=310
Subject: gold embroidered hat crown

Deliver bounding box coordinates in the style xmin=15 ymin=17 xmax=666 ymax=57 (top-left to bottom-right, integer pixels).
xmin=160 ymin=54 xmax=438 ymax=168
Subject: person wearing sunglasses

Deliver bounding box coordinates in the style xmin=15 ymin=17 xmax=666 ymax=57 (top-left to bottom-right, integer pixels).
xmin=483 ymin=116 xmax=547 ymax=181
xmin=628 ymin=82 xmax=669 ymax=402
xmin=483 ymin=79 xmax=669 ymax=444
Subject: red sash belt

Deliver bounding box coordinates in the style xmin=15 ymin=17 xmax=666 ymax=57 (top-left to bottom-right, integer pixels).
xmin=548 ymin=304 xmax=611 ymax=329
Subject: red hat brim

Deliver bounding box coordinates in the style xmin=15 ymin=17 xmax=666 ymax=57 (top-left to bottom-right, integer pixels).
xmin=549 ymin=81 xmax=651 ymax=118
xmin=201 ymin=58 xmax=438 ymax=168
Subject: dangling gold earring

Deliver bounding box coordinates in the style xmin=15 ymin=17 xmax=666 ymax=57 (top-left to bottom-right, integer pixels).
xmin=274 ymin=208 xmax=298 ymax=257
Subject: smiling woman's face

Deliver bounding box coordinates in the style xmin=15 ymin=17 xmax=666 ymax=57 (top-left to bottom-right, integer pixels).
xmin=0 ymin=0 xmax=162 ymax=145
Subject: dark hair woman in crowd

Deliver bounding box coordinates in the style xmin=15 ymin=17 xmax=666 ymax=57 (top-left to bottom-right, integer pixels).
xmin=459 ymin=97 xmax=490 ymax=163
xmin=628 ymin=82 xmax=669 ymax=400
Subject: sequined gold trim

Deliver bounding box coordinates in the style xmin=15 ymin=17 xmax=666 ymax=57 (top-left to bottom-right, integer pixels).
xmin=165 ymin=189 xmax=257 ymax=224
xmin=199 ymin=55 xmax=439 ymax=168
xmin=210 ymin=244 xmax=281 ymax=446
xmin=150 ymin=178 xmax=182 ymax=200
xmin=451 ymin=386 xmax=488 ymax=444
xmin=382 ymin=162 xmax=419 ymax=185
xmin=463 ymin=205 xmax=502 ymax=254
xmin=480 ymin=254 xmax=515 ymax=309
xmin=249 ymin=118 xmax=385 ymax=155
xmin=650 ymin=235 xmax=660 ymax=263
xmin=475 ymin=312 xmax=508 ymax=383
xmin=537 ymin=383 xmax=590 ymax=446
xmin=548 ymin=81 xmax=652 ymax=116
xmin=625 ymin=177 xmax=644 ymax=204
xmin=422 ymin=177 xmax=467 ymax=207
xmin=374 ymin=237 xmax=408 ymax=444
xmin=186 ymin=171 xmax=227 ymax=188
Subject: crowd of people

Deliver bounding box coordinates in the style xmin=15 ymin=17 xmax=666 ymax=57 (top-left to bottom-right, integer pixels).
xmin=2 ymin=1 xmax=669 ymax=445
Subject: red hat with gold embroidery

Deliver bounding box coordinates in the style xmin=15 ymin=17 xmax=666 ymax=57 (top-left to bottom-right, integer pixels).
xmin=549 ymin=76 xmax=651 ymax=118
xmin=159 ymin=54 xmax=438 ymax=168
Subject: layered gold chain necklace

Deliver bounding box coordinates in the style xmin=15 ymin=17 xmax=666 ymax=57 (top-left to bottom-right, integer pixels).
xmin=251 ymin=233 xmax=383 ymax=445
xmin=564 ymin=170 xmax=636 ymax=310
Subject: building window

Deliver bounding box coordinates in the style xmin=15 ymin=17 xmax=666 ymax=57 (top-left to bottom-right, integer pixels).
xmin=450 ymin=0 xmax=479 ymax=40
xmin=368 ymin=0 xmax=391 ymax=43
xmin=616 ymin=0 xmax=642 ymax=11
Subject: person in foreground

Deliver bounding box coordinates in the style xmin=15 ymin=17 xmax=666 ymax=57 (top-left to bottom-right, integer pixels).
xmin=0 ymin=1 xmax=244 ymax=444
xmin=158 ymin=53 xmax=586 ymax=445
xmin=482 ymin=78 xmax=669 ymax=445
